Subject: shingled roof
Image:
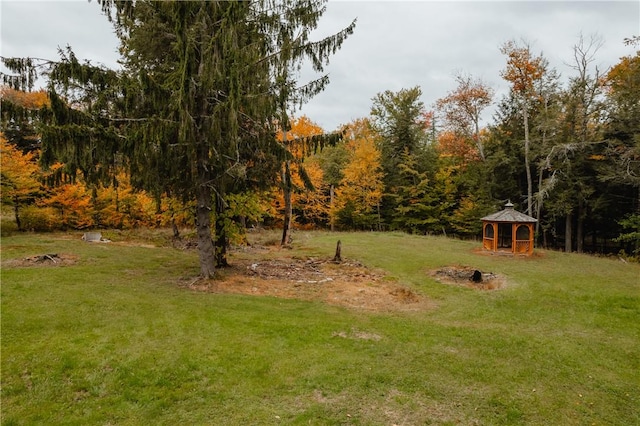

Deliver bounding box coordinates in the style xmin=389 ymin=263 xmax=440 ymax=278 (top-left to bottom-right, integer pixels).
xmin=481 ymin=202 xmax=537 ymax=223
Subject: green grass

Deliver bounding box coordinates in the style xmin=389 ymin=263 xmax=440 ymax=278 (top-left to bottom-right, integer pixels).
xmin=2 ymin=230 xmax=639 ymax=425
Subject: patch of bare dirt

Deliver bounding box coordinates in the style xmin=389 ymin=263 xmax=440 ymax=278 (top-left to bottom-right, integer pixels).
xmin=4 ymin=253 xmax=78 ymax=267
xmin=332 ymin=329 xmax=383 ymax=341
xmin=429 ymin=266 xmax=506 ymax=290
xmin=184 ymin=249 xmax=434 ymax=312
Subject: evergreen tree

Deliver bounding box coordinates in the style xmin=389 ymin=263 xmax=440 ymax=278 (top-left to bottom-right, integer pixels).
xmin=370 ymin=86 xmax=435 ymax=228
xmin=602 ymin=36 xmax=640 ymax=254
xmin=546 ymin=35 xmax=607 ymax=252
xmin=390 ymin=147 xmax=451 ymax=234
xmin=2 ymin=0 xmax=355 ymax=278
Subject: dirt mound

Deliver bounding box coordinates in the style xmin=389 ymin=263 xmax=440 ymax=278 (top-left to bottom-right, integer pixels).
xmin=185 ymin=254 xmax=434 ymax=312
xmin=430 ymin=266 xmax=506 ymax=290
xmin=4 ymin=253 xmax=78 ymax=267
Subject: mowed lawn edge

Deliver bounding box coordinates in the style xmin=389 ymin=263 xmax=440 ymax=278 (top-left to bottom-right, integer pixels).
xmin=2 ymin=230 xmax=639 ymax=425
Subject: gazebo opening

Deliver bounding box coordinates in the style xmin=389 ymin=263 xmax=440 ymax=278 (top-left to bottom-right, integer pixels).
xmin=498 ymin=223 xmax=512 ymax=249
xmin=480 ymin=202 xmax=537 ymax=256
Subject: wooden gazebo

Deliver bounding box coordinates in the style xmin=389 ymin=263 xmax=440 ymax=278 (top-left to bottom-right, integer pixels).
xmin=480 ymin=202 xmax=537 ymax=256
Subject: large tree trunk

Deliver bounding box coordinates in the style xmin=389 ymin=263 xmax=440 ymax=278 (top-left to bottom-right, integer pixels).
xmin=565 ymin=211 xmax=573 ymax=253
xmin=474 ymin=119 xmax=485 ymax=161
xmin=576 ymin=199 xmax=584 ymax=253
xmin=330 ymin=184 xmax=335 ymax=232
xmin=281 ymin=160 xmax=293 ymax=246
xmin=523 ymin=104 xmax=533 ymax=216
xmin=214 ymin=189 xmax=229 ymax=268
xmin=13 ymin=198 xmax=22 ymax=231
xmin=535 ymin=168 xmax=544 ymax=237
xmin=196 ymin=183 xmax=216 ymax=279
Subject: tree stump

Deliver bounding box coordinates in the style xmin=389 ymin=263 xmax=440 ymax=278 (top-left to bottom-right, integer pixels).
xmin=333 ymin=240 xmax=342 ymax=262
xmin=471 ymin=270 xmax=483 ymax=283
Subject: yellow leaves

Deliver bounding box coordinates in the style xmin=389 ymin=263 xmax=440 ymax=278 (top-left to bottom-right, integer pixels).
xmin=605 ymin=53 xmax=640 ymax=93
xmin=335 ymin=119 xmax=383 ymax=216
xmin=296 ymin=158 xmax=330 ymax=222
xmin=0 ymin=133 xmax=41 ymax=202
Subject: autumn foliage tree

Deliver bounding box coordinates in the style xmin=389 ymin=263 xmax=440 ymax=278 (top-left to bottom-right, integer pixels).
xmin=3 ymin=0 xmax=355 ymax=278
xmin=0 ymin=86 xmax=50 ymax=153
xmin=435 ymin=73 xmax=493 ymax=160
xmin=275 ymin=116 xmax=333 ymax=237
xmin=500 ymin=40 xmax=547 ymax=215
xmin=333 ymin=118 xmax=383 ymax=230
xmin=0 ymin=134 xmax=42 ymax=230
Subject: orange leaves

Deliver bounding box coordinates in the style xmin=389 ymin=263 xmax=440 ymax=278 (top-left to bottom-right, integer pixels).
xmin=435 ymin=73 xmax=493 ymax=160
xmin=1 ymin=131 xmax=175 ymax=231
xmin=500 ymin=40 xmax=546 ymax=94
xmin=40 ymin=182 xmax=94 ymax=229
xmin=277 ymin=115 xmax=325 ymax=158
xmin=436 ymin=130 xmax=480 ymax=166
xmin=274 ymin=116 xmax=329 ymax=226
xmin=0 ymin=86 xmax=50 ymax=109
xmin=435 ymin=75 xmax=493 ymax=122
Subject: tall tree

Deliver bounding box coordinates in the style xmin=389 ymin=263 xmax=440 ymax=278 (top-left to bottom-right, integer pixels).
xmin=317 ymin=141 xmax=349 ymax=231
xmin=370 ymin=86 xmax=435 ymax=227
xmin=0 ymin=134 xmax=42 ymax=230
xmin=531 ymin=66 xmax=562 ymax=240
xmin=334 ymin=118 xmax=384 ymax=230
xmin=500 ymin=40 xmax=547 ymax=215
xmin=264 ymin=1 xmax=355 ymax=244
xmin=2 ymin=0 xmax=355 ymax=277
xmin=435 ymin=73 xmax=493 ymax=160
xmin=550 ymin=35 xmax=607 ymax=252
xmin=602 ymin=36 xmax=640 ymax=193
xmin=602 ymin=36 xmax=640 ymax=254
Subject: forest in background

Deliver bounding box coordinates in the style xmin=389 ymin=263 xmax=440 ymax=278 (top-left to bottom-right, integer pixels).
xmin=1 ymin=2 xmax=638 ymax=260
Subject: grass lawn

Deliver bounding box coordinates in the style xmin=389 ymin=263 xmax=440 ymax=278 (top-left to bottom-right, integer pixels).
xmin=1 ymin=229 xmax=639 ymax=425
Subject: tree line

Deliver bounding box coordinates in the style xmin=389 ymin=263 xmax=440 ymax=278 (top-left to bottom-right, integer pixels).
xmin=2 ymin=1 xmax=638 ymax=277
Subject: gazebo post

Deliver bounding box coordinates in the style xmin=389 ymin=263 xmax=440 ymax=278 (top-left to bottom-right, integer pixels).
xmin=529 ymin=223 xmax=534 ymax=255
xmin=492 ymin=223 xmax=498 ymax=251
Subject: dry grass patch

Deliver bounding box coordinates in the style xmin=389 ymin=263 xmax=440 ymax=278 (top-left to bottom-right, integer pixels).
xmin=183 ymin=246 xmax=434 ymax=312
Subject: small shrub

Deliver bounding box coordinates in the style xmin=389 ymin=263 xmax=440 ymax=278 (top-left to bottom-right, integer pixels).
xmin=0 ymin=216 xmax=18 ymax=236
xmin=19 ymin=206 xmax=59 ymax=232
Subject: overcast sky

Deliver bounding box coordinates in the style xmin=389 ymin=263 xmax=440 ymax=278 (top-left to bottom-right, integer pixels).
xmin=2 ymin=1 xmax=639 ymax=131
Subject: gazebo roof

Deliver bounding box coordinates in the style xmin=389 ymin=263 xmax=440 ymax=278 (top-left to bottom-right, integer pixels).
xmin=481 ymin=202 xmax=537 ymax=223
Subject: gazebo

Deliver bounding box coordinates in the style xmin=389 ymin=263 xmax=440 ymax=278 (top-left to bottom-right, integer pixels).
xmin=480 ymin=202 xmax=537 ymax=256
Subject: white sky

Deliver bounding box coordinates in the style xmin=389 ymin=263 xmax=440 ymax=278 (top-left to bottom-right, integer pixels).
xmin=2 ymin=1 xmax=639 ymax=131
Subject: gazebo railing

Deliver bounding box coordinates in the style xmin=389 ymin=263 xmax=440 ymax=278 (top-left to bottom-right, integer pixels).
xmin=483 ymin=237 xmax=494 ymax=251
xmin=515 ymin=239 xmax=530 ymax=254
